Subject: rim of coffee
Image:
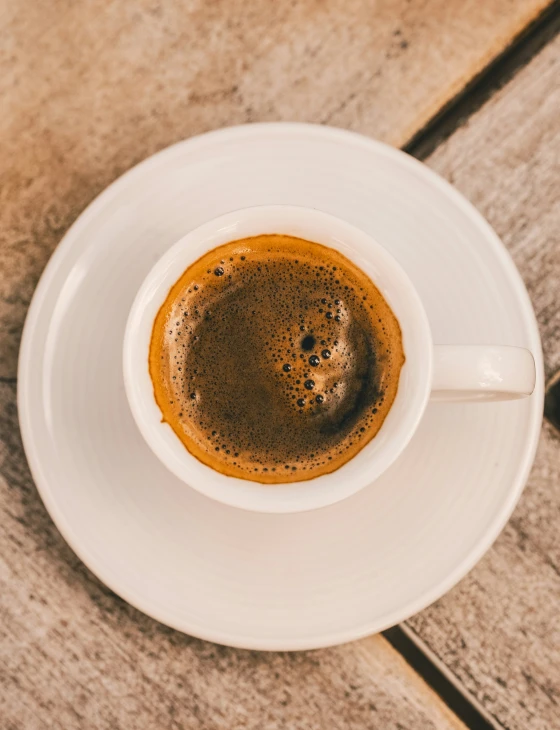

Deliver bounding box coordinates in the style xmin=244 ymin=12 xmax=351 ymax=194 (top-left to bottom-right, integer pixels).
xmin=148 ymin=234 xmax=405 ymax=483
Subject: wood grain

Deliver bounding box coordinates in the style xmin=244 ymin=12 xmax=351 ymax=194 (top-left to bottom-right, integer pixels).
xmin=0 ymin=394 xmax=468 ymax=730
xmin=0 ymin=0 xmax=552 ymax=378
xmin=407 ymin=34 xmax=560 ymax=730
xmin=2 ymin=1 xmax=559 ymax=726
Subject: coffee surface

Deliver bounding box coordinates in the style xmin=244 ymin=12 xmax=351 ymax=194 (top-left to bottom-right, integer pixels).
xmin=149 ymin=234 xmax=404 ymax=483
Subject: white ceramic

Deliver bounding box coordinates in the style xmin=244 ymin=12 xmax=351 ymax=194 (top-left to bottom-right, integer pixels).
xmin=18 ymin=123 xmax=544 ymax=650
xmin=124 ymin=205 xmax=535 ymax=513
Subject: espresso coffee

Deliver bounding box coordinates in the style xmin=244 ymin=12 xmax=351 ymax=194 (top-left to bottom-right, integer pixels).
xmin=149 ymin=234 xmax=405 ymax=483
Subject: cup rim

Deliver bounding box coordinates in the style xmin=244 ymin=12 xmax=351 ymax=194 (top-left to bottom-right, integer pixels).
xmin=123 ymin=205 xmax=433 ymax=512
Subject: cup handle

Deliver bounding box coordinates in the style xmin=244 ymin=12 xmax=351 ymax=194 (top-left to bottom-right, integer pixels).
xmin=431 ymin=345 xmax=536 ymax=402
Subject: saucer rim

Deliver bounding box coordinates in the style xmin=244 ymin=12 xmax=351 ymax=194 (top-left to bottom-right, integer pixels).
xmin=17 ymin=123 xmax=544 ymax=650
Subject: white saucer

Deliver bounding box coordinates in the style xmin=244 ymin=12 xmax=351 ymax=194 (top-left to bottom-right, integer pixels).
xmin=18 ymin=124 xmax=543 ymax=650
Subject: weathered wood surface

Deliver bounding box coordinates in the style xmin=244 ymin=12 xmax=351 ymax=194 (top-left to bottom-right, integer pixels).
xmin=0 ymin=382 xmax=468 ymax=730
xmin=0 ymin=0 xmax=552 ymax=377
xmin=2 ymin=1 xmax=559 ymax=727
xmin=407 ymin=34 xmax=560 ymax=730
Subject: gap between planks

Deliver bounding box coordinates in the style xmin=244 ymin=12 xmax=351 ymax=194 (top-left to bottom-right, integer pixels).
xmin=405 ymin=0 xmax=560 ymax=160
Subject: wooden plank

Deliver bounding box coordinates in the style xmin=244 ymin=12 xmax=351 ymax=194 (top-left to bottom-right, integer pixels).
xmin=0 ymin=0 xmax=552 ymax=377
xmin=0 ymin=396 xmax=468 ymax=730
xmin=1 ymin=1 xmax=557 ymax=725
xmin=407 ymin=34 xmax=560 ymax=730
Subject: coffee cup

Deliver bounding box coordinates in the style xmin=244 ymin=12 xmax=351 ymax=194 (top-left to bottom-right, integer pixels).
xmin=123 ymin=205 xmax=536 ymax=513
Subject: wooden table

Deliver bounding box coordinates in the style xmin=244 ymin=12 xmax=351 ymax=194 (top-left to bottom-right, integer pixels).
xmin=1 ymin=2 xmax=559 ymax=728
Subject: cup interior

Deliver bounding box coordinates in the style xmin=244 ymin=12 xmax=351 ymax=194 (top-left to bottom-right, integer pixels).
xmin=123 ymin=205 xmax=432 ymax=512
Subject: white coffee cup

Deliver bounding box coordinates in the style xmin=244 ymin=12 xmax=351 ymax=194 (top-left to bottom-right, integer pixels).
xmin=123 ymin=206 xmax=536 ymax=513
